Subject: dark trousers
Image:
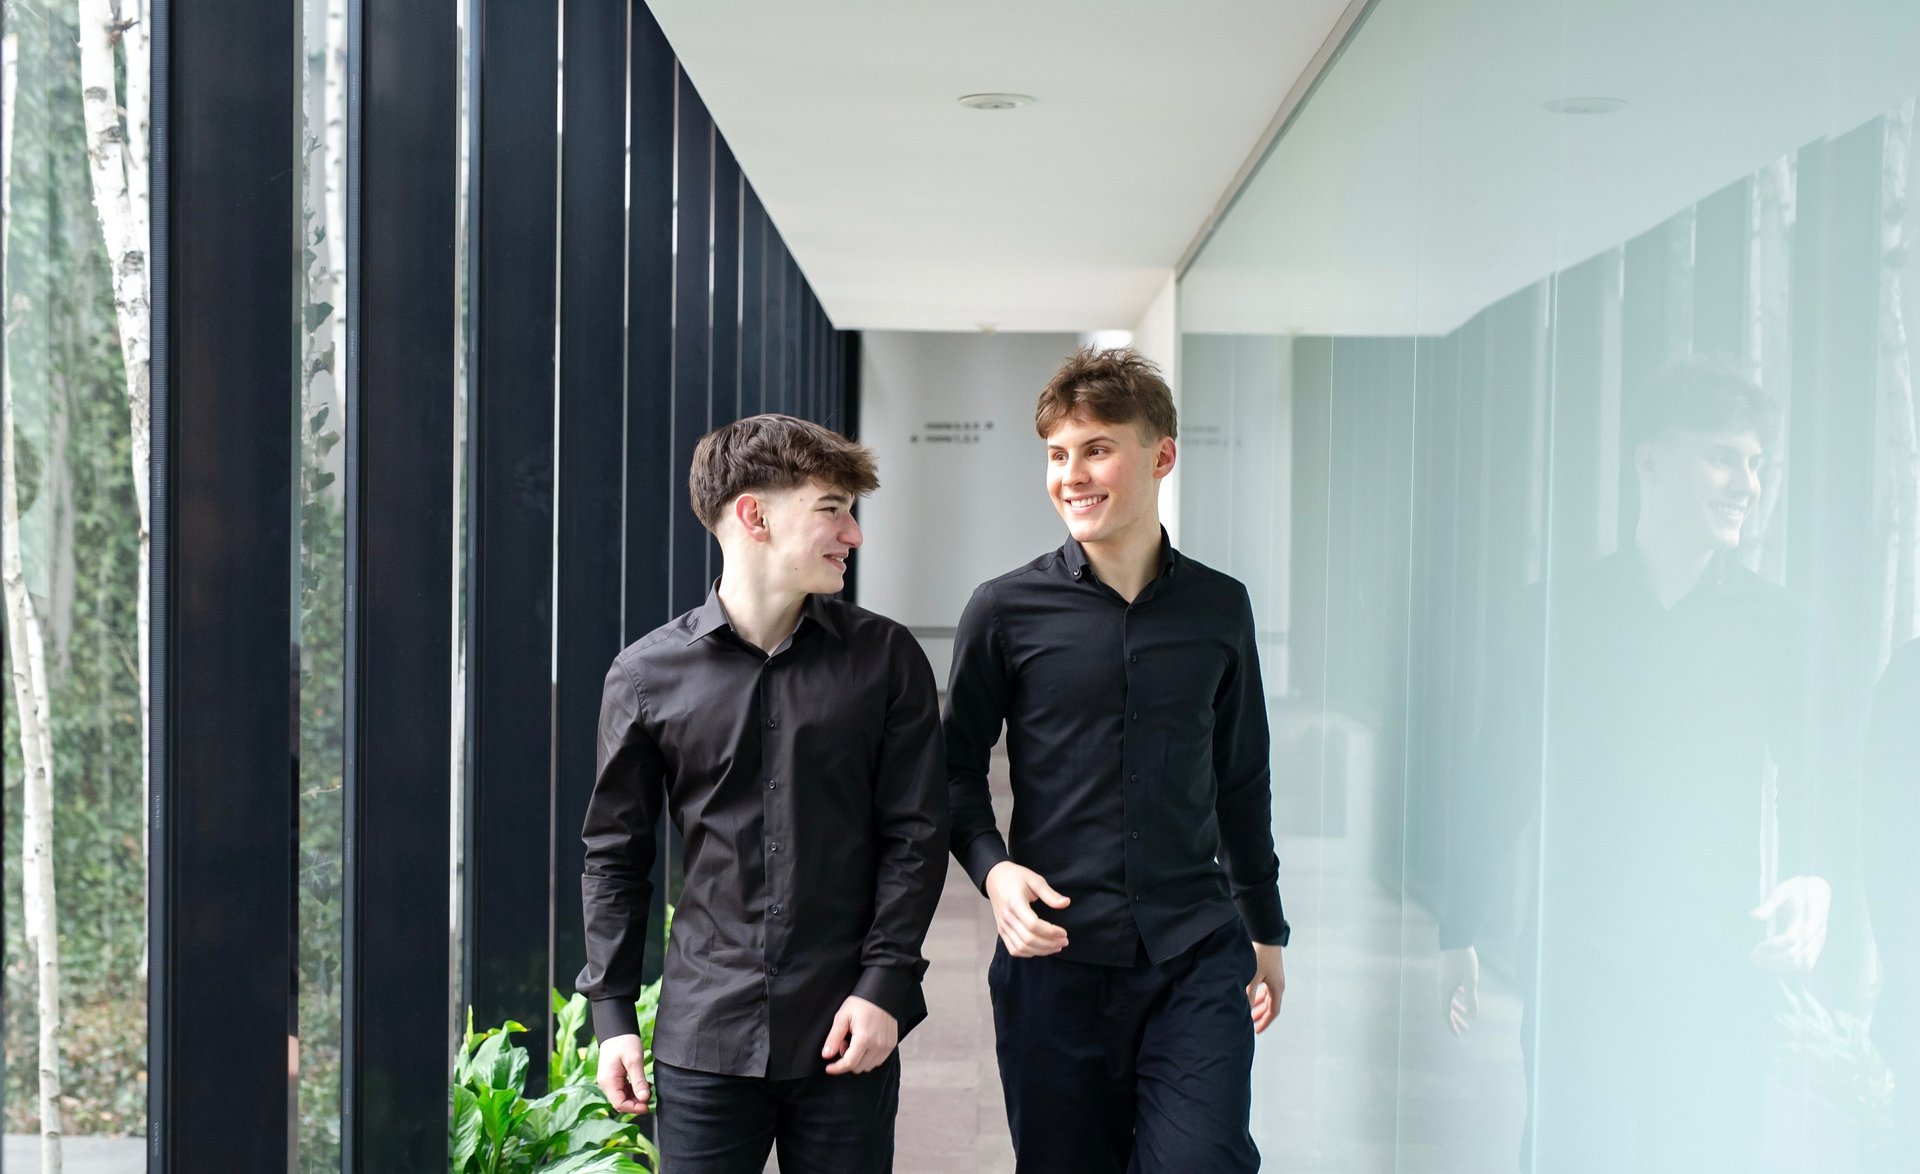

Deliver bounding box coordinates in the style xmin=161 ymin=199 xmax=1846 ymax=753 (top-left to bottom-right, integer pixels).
xmin=989 ymin=920 xmax=1260 ymax=1174
xmin=652 ymin=1054 xmax=900 ymax=1174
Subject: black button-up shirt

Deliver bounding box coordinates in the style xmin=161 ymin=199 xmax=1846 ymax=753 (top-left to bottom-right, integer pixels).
xmin=577 ymin=589 xmax=948 ymax=1079
xmin=945 ymin=534 xmax=1289 ymax=966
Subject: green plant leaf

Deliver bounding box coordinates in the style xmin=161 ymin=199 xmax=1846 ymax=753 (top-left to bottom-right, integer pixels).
xmin=536 ymin=1150 xmax=648 ymax=1174
xmin=304 ymin=300 xmax=334 ymax=332
xmin=450 ymin=1086 xmax=483 ymax=1172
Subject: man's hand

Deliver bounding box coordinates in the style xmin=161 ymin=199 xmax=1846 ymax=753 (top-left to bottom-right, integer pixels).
xmin=1440 ymin=946 xmax=1479 ymax=1037
xmin=821 ymin=995 xmax=898 ymax=1075
xmin=1247 ymin=942 xmax=1286 ymax=1033
xmin=1751 ymin=875 xmax=1832 ymax=972
xmin=985 ymin=861 xmax=1071 ymax=957
xmin=596 ymin=1033 xmax=650 ymax=1115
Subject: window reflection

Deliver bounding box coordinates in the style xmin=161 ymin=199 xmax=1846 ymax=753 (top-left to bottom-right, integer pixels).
xmin=1180 ymin=2 xmax=1920 ymax=1169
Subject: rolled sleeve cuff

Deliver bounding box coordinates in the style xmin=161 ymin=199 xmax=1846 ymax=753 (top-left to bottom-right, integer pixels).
xmin=1236 ymin=887 xmax=1291 ymax=947
xmin=852 ymin=965 xmax=926 ymax=1034
xmin=956 ymin=832 xmax=1013 ymax=894
xmin=590 ymin=996 xmax=642 ymax=1043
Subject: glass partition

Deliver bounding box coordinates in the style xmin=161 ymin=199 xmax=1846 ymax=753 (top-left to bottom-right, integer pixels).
xmin=1182 ymin=2 xmax=1920 ymax=1170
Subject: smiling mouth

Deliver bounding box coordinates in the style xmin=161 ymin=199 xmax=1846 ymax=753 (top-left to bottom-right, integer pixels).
xmin=824 ymin=553 xmax=848 ymax=570
xmin=1712 ymin=503 xmax=1747 ymax=525
xmin=1063 ymin=494 xmax=1108 ymax=513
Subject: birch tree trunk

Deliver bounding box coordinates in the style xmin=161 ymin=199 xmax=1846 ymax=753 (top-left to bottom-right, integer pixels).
xmin=77 ymin=0 xmax=152 ymax=974
xmin=1880 ymin=105 xmax=1919 ymax=664
xmin=322 ymin=0 xmax=347 ymax=372
xmin=3 ymin=31 xmax=68 ymax=1172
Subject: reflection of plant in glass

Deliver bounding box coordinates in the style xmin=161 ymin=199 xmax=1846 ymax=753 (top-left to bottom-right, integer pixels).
xmin=1776 ymin=983 xmax=1895 ymax=1129
xmin=451 ymin=990 xmax=662 ymax=1174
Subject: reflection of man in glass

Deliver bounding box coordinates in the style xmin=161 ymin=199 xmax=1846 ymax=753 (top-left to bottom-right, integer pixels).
xmin=1438 ymin=363 xmax=1831 ymax=1173
xmin=1864 ymin=638 xmax=1918 ymax=1167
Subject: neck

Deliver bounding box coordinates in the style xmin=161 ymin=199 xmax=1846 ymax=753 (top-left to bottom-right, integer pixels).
xmin=716 ymin=566 xmax=807 ymax=654
xmin=1632 ymin=522 xmax=1715 ymax=608
xmin=1081 ymin=520 xmax=1163 ymax=603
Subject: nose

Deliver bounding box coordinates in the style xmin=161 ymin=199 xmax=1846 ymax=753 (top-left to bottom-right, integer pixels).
xmin=1061 ymin=453 xmax=1090 ymax=486
xmin=1734 ymin=462 xmax=1759 ymax=503
xmin=842 ymin=512 xmax=863 ymax=549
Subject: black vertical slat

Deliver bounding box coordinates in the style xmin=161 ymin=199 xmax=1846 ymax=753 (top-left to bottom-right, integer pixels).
xmin=343 ymin=0 xmax=457 ymax=1163
xmin=465 ymin=0 xmax=559 ymax=1050
xmin=739 ymin=185 xmax=767 ymax=418
xmin=151 ymin=0 xmax=298 ymax=1165
xmin=623 ymin=7 xmax=678 ymax=991
xmin=1543 ymin=255 xmax=1614 ymax=568
xmin=1620 ymin=215 xmax=1687 ymax=547
xmin=552 ymin=0 xmax=630 ymax=1006
xmin=669 ymin=73 xmax=713 ymax=614
xmin=712 ymin=140 xmax=741 ymax=424
xmin=625 ymin=5 xmax=674 ymax=643
xmin=786 ymin=247 xmax=803 ymax=415
xmin=766 ymin=236 xmax=789 ymax=414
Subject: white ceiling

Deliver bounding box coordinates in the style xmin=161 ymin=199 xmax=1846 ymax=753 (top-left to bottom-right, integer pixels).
xmin=645 ymin=0 xmax=1355 ymax=333
xmin=1180 ymin=0 xmax=1920 ymax=336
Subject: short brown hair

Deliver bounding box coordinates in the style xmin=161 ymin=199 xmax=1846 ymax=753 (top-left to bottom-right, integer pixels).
xmin=1035 ymin=346 xmax=1177 ymax=442
xmin=1627 ymin=358 xmax=1780 ymax=449
xmin=689 ymin=414 xmax=879 ymax=530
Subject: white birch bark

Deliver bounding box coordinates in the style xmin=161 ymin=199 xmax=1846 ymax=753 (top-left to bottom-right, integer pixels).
xmin=1881 ymin=105 xmax=1919 ymax=662
xmin=4 ymin=32 xmax=68 ymax=1171
xmin=77 ymin=0 xmax=152 ymax=976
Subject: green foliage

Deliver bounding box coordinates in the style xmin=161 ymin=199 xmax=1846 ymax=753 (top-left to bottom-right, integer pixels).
xmin=451 ymin=992 xmax=662 ymax=1174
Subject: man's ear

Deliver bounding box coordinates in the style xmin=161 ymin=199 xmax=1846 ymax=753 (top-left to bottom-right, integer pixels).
xmin=733 ymin=492 xmax=771 ymax=541
xmin=1632 ymin=440 xmax=1660 ymax=484
xmin=1152 ymin=436 xmax=1177 ymax=481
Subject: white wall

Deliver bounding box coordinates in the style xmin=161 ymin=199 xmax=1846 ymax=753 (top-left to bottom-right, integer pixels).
xmin=1129 ymin=272 xmax=1180 ymax=546
xmin=856 ymin=330 xmax=1081 ymax=682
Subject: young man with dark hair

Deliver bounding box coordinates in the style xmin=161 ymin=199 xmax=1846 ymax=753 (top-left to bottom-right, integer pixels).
xmin=1440 ymin=361 xmax=1832 ymax=1172
xmin=577 ymin=413 xmax=948 ymax=1173
xmin=946 ymin=347 xmax=1288 ymax=1173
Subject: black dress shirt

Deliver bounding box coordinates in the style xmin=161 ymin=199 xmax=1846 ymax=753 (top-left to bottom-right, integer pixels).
xmin=1441 ymin=551 xmax=1826 ymax=964
xmin=577 ymin=589 xmax=948 ymax=1079
xmin=945 ymin=533 xmax=1289 ymax=967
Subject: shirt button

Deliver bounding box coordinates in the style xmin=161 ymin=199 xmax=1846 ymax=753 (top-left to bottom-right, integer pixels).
xmin=1130 ymin=830 xmax=1140 ymax=840
xmin=1072 ymin=570 xmax=1082 ymax=579
xmin=765 ymin=718 xmax=777 ymax=729
xmin=766 ymin=779 xmax=776 ymax=790
xmin=768 ymin=841 xmax=780 ymax=853
xmin=1130 ymin=711 xmax=1140 ymax=721
xmin=1130 ymin=654 xmax=1138 ymax=664
xmin=769 ymin=965 xmax=780 ymax=976
xmin=770 ymin=904 xmax=783 ymax=917
xmin=1130 ymin=773 xmax=1138 ymax=783
xmin=1132 ymin=894 xmax=1142 ymax=903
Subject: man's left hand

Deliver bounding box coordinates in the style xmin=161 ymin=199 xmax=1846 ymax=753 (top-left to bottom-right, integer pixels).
xmin=1750 ymin=875 xmax=1832 ymax=972
xmin=1247 ymin=942 xmax=1286 ymax=1034
xmin=821 ymin=994 xmax=898 ymax=1075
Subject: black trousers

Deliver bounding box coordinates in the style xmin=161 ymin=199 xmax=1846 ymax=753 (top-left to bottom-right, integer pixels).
xmin=652 ymin=1054 xmax=900 ymax=1174
xmin=989 ymin=919 xmax=1261 ymax=1174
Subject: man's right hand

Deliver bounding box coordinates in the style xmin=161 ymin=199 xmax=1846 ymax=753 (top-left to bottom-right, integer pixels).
xmin=1439 ymin=946 xmax=1479 ymax=1037
xmin=596 ymin=1033 xmax=650 ymax=1115
xmin=985 ymin=861 xmax=1071 ymax=957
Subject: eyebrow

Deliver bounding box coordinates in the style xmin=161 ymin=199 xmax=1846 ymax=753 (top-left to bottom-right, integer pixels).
xmin=814 ymin=491 xmax=853 ymax=505
xmin=1048 ymin=435 xmax=1119 ymax=450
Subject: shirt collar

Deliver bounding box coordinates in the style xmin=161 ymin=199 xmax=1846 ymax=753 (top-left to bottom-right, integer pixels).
xmin=686 ymin=583 xmax=845 ymax=645
xmin=1060 ymin=528 xmax=1179 ymax=585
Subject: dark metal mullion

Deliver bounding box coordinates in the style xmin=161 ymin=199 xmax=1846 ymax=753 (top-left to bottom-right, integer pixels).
xmin=343 ymin=0 xmax=457 ymax=1162
xmin=553 ymin=0 xmax=630 ymax=1000
xmin=739 ymin=185 xmax=765 ymax=418
xmin=151 ymin=0 xmax=299 ymax=1166
xmin=669 ymin=75 xmax=713 ymax=614
xmin=466 ymin=0 xmax=560 ymax=1053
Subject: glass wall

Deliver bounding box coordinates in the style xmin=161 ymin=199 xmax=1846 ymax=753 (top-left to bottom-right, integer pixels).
xmin=1180 ymin=2 xmax=1920 ymax=1170
xmin=2 ymin=0 xmax=150 ymax=1167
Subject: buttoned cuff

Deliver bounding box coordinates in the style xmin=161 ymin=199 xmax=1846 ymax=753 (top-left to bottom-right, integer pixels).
xmin=956 ymin=832 xmax=1013 ymax=894
xmin=590 ymin=996 xmax=642 ymax=1043
xmin=852 ymin=965 xmax=926 ymax=1034
xmin=1236 ymin=887 xmax=1291 ymax=947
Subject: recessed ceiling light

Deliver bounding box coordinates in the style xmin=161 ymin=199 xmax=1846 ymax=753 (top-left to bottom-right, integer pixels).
xmin=958 ymin=93 xmax=1034 ymax=111
xmin=1543 ymin=96 xmax=1628 ymax=115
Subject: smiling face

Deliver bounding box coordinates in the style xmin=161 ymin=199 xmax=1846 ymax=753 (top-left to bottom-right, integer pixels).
xmin=756 ymin=478 xmax=863 ymax=595
xmin=1044 ymin=413 xmax=1175 ymax=551
xmin=1635 ymin=426 xmax=1764 ymax=553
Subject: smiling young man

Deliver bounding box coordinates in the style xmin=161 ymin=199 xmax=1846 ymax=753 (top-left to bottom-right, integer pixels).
xmin=577 ymin=414 xmax=947 ymax=1173
xmin=945 ymin=347 xmax=1288 ymax=1173
xmin=1440 ymin=362 xmax=1833 ymax=1172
